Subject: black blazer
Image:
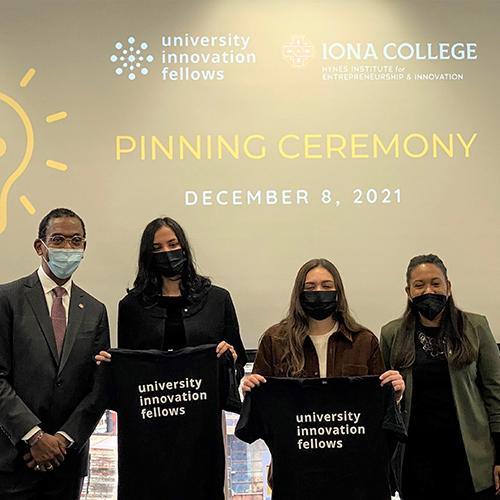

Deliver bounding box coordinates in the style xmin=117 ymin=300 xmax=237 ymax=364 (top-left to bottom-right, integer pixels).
xmin=0 ymin=272 xmax=110 ymax=473
xmin=118 ymin=285 xmax=247 ymax=372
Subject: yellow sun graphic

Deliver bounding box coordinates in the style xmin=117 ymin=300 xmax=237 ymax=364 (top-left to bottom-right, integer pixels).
xmin=0 ymin=68 xmax=68 ymax=234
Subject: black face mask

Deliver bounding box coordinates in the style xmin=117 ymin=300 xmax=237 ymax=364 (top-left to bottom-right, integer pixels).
xmin=300 ymin=290 xmax=338 ymax=320
xmin=152 ymin=249 xmax=186 ymax=278
xmin=412 ymin=293 xmax=448 ymax=321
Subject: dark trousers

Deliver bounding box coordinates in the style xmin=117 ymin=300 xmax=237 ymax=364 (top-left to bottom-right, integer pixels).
xmin=475 ymin=487 xmax=497 ymax=500
xmin=0 ymin=465 xmax=84 ymax=500
xmin=401 ymin=487 xmax=495 ymax=500
xmin=402 ymin=446 xmax=495 ymax=500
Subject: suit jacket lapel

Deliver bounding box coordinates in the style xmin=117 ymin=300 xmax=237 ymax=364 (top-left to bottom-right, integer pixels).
xmin=24 ymin=272 xmax=59 ymax=365
xmin=58 ymin=284 xmax=85 ymax=375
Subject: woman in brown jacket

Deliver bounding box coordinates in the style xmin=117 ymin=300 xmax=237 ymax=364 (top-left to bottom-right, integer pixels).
xmin=242 ymin=258 xmax=403 ymax=395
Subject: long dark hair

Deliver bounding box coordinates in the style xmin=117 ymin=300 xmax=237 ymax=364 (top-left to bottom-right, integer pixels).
xmin=279 ymin=258 xmax=367 ymax=376
xmin=391 ymin=254 xmax=477 ymax=369
xmin=132 ymin=217 xmax=210 ymax=302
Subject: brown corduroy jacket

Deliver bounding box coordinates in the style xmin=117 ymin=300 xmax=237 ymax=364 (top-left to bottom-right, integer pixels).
xmin=252 ymin=322 xmax=385 ymax=378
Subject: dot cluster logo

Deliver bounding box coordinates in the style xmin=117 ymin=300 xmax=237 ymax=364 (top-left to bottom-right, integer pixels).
xmin=110 ymin=36 xmax=154 ymax=80
xmin=282 ymin=36 xmax=314 ymax=68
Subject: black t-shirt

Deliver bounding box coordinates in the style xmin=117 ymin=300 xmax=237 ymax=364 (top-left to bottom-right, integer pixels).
xmin=409 ymin=325 xmax=463 ymax=449
xmin=235 ymin=375 xmax=406 ymax=500
xmin=102 ymin=345 xmax=241 ymax=500
xmin=402 ymin=326 xmax=475 ymax=497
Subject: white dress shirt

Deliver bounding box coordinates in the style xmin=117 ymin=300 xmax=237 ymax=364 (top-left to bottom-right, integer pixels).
xmin=37 ymin=265 xmax=72 ymax=320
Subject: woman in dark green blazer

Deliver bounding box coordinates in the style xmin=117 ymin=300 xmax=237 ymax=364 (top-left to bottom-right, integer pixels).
xmin=380 ymin=254 xmax=500 ymax=500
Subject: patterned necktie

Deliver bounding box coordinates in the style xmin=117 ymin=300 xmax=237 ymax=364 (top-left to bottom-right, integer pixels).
xmin=51 ymin=286 xmax=67 ymax=356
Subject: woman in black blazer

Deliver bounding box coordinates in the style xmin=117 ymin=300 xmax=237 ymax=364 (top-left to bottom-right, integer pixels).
xmin=95 ymin=217 xmax=246 ymax=499
xmin=97 ymin=216 xmax=247 ymax=373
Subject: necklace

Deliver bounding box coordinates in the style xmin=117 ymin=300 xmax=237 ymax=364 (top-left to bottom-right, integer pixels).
xmin=417 ymin=330 xmax=448 ymax=359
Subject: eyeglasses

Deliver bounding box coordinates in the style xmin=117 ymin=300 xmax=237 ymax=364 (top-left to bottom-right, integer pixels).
xmin=46 ymin=235 xmax=86 ymax=248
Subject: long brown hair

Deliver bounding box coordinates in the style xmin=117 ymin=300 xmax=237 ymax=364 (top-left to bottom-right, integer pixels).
xmin=391 ymin=254 xmax=477 ymax=369
xmin=279 ymin=258 xmax=367 ymax=376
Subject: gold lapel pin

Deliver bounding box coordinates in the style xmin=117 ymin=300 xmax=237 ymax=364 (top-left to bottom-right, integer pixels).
xmin=79 ymin=303 xmax=84 ymax=309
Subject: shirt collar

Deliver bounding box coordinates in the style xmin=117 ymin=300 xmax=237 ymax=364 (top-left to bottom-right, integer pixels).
xmin=37 ymin=266 xmax=72 ymax=298
xmin=305 ymin=322 xmax=353 ymax=346
xmin=337 ymin=323 xmax=353 ymax=342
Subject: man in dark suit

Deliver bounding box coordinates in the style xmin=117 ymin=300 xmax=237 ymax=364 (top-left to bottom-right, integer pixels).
xmin=0 ymin=208 xmax=110 ymax=499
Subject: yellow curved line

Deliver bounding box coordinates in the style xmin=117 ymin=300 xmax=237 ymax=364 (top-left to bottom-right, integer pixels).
xmin=0 ymin=92 xmax=34 ymax=234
